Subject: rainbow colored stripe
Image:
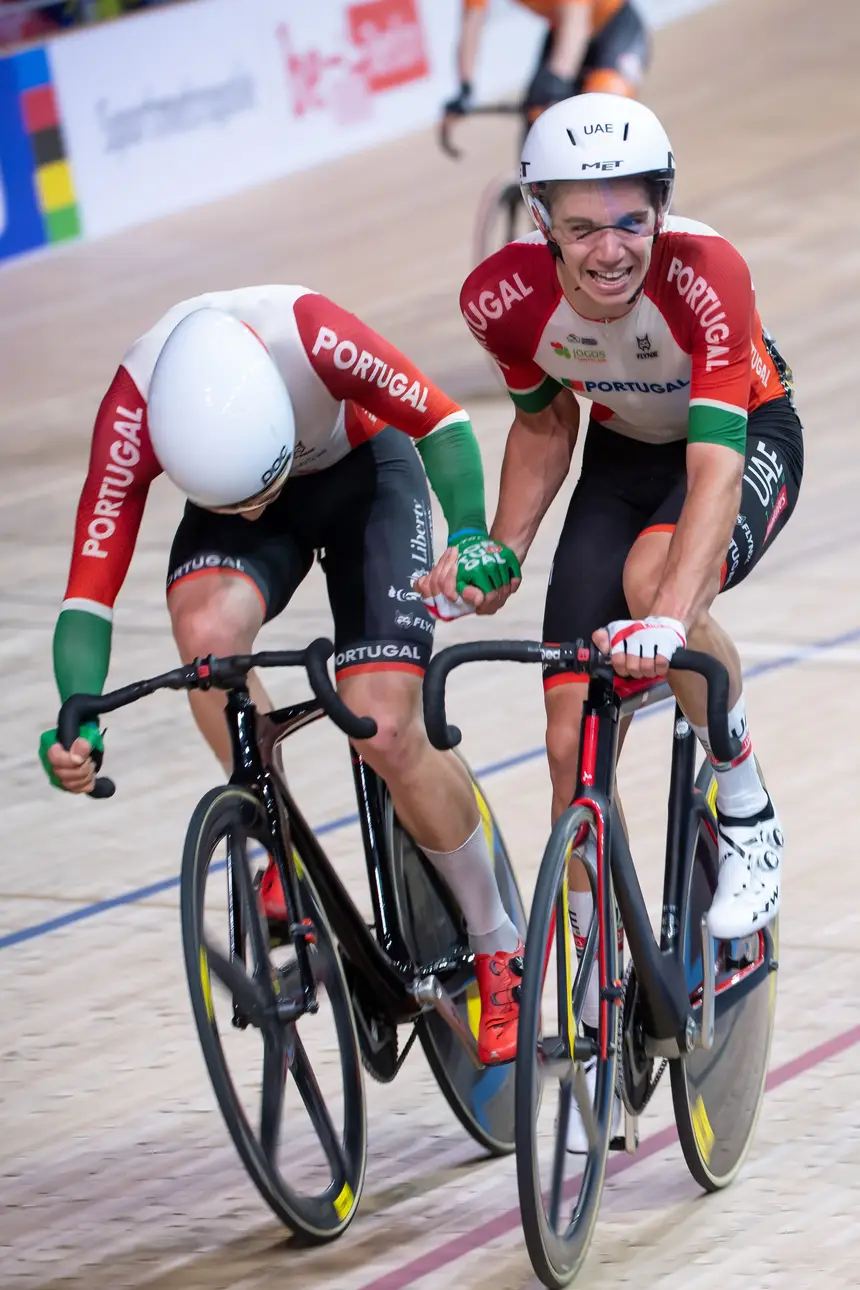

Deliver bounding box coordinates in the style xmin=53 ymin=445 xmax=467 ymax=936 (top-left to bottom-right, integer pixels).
xmin=12 ymin=46 xmax=80 ymax=245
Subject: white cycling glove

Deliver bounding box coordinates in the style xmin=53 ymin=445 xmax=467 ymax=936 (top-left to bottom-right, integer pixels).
xmin=605 ymin=616 xmax=687 ymax=662
xmin=421 ymin=591 xmax=477 ymax=622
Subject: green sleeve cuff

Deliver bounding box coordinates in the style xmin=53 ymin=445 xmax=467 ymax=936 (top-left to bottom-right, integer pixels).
xmin=414 ymin=418 xmax=488 ymax=537
xmin=688 ymin=402 xmax=747 ymax=454
xmin=53 ymin=608 xmax=113 ymax=702
xmin=509 ymin=375 xmax=564 ymax=414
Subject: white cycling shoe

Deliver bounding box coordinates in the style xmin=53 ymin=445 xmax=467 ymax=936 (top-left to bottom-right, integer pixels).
xmin=707 ymin=800 xmax=783 ymax=940
xmin=564 ymin=1057 xmax=622 ymax=1153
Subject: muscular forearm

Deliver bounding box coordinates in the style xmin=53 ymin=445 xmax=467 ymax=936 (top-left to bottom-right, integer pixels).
xmin=490 ymin=398 xmax=579 ymax=561
xmin=548 ymin=2 xmax=592 ymax=78
xmin=651 ymin=448 xmax=743 ymax=627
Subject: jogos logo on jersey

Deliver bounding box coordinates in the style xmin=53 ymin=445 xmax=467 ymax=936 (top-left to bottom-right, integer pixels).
xmin=278 ymin=0 xmax=428 ymax=124
xmin=0 ymin=45 xmax=81 ymax=264
xmin=550 ymin=339 xmax=606 ymax=363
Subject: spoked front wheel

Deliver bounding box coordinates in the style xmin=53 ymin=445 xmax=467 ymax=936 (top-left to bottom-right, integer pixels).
xmin=180 ymin=785 xmax=366 ymax=1241
xmin=670 ymin=764 xmax=778 ymax=1191
xmin=515 ymin=804 xmax=619 ymax=1289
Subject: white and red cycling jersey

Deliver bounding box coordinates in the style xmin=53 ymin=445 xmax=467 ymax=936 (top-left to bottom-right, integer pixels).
xmin=63 ymin=285 xmax=465 ymax=617
xmin=461 ymin=216 xmax=786 ymax=449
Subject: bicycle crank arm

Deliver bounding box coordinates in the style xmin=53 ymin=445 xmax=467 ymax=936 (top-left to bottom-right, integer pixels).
xmin=412 ymin=975 xmax=483 ymax=1069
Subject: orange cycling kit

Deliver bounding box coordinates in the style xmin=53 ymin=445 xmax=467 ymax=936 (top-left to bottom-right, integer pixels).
xmin=447 ymin=0 xmax=650 ymax=120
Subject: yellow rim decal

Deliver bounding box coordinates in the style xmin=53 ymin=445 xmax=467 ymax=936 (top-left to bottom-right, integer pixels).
xmin=691 ymin=1094 xmax=715 ymax=1165
xmin=333 ymin=1181 xmax=354 ymax=1219
xmin=200 ymin=947 xmax=214 ymax=1022
xmin=473 ymin=785 xmax=496 ymax=867
xmin=291 ymin=846 xmax=304 ymax=880
xmin=706 ymin=775 xmax=718 ymax=819
xmin=466 ymin=981 xmax=481 ymax=1038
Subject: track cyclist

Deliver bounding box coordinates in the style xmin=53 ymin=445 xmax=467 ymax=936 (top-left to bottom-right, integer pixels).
xmin=417 ymin=95 xmax=803 ymax=1116
xmin=442 ymin=0 xmax=650 ymax=138
xmin=38 ymin=286 xmax=524 ymax=1065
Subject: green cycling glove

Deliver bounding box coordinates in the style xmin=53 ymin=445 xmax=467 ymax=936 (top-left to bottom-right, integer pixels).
xmin=450 ymin=530 xmax=522 ymax=596
xmin=39 ymin=721 xmax=104 ymax=791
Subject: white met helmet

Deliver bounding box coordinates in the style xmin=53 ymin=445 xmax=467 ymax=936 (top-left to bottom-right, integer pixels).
xmin=520 ymin=93 xmax=675 ymax=240
xmin=147 ymin=307 xmax=295 ymax=511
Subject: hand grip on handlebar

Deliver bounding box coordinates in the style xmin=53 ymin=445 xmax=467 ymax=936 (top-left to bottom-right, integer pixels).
xmin=304 ymin=639 xmax=378 ymax=741
xmin=57 ymin=694 xmax=117 ymax=799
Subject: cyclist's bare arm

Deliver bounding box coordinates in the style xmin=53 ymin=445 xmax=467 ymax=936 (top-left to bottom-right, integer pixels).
xmin=455 ymin=2 xmax=487 ymax=91
xmin=649 ymin=441 xmax=743 ymax=626
xmin=490 ymin=388 xmax=581 ymax=562
xmin=547 ymin=1 xmax=593 ymax=79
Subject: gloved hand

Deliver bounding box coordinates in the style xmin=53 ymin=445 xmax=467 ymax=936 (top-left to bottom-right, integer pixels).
xmin=39 ymin=721 xmax=104 ymax=792
xmin=443 ymin=80 xmax=473 ymax=116
xmin=412 ymin=531 xmax=522 ymax=621
xmin=524 ymin=64 xmax=573 ymax=113
xmin=594 ymin=616 xmax=687 ymax=678
xmin=451 ymin=532 xmax=521 ymax=596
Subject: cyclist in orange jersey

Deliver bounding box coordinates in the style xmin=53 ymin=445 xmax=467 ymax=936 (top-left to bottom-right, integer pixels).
xmin=442 ymin=0 xmax=650 ymax=134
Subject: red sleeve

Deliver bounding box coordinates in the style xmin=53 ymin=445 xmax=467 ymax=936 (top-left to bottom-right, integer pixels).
xmin=63 ymin=366 xmax=162 ymax=611
xmin=653 ymin=233 xmax=755 ymax=414
xmin=293 ymin=293 xmax=464 ymax=438
xmin=460 ymin=241 xmax=560 ymax=395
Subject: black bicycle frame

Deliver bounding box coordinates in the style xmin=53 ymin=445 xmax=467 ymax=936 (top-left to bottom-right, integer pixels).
xmin=573 ymin=668 xmax=699 ymax=1047
xmin=225 ymin=686 xmax=467 ymax=1027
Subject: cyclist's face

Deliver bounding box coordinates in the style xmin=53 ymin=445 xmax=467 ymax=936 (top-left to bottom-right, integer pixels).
xmin=549 ymin=180 xmax=657 ymax=315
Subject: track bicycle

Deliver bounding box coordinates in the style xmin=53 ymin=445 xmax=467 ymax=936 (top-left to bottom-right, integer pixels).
xmin=424 ymin=638 xmax=778 ymax=1287
xmin=56 ymin=637 xmax=526 ymax=1242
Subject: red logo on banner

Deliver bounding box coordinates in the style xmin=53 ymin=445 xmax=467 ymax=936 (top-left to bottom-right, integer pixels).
xmin=278 ymin=0 xmax=428 ymax=122
xmin=347 ymin=0 xmax=429 ymax=93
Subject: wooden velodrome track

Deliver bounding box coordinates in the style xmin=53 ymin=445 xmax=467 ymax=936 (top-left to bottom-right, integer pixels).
xmin=1 ymin=0 xmax=859 ymax=1285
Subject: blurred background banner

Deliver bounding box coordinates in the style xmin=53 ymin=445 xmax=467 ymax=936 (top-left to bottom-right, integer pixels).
xmin=0 ymin=0 xmax=713 ymax=265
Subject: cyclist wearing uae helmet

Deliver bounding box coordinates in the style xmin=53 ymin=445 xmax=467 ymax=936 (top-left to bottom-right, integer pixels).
xmin=442 ymin=0 xmax=650 ymax=140
xmin=39 ymin=287 xmax=524 ymax=1065
xmin=417 ymin=95 xmax=802 ymax=1111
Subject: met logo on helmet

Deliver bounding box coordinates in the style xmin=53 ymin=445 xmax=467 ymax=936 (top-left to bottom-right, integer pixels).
xmin=581 ymin=160 xmax=622 ymax=172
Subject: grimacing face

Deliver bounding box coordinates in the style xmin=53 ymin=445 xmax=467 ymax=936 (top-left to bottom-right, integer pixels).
xmin=546 ymin=178 xmax=659 ymax=316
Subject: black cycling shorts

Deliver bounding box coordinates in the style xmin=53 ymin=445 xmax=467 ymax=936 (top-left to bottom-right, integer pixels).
xmin=167 ymin=427 xmax=435 ymax=678
xmin=543 ymin=394 xmax=804 ymax=688
xmin=535 ymin=1 xmax=650 ymax=96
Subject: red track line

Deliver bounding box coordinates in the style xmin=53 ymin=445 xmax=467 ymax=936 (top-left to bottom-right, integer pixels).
xmin=359 ymin=1023 xmax=860 ymax=1290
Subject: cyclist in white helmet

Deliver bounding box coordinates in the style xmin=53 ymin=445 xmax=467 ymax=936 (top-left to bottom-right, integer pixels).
xmin=417 ymin=95 xmax=802 ymax=1112
xmin=39 ymin=287 xmax=525 ymax=1066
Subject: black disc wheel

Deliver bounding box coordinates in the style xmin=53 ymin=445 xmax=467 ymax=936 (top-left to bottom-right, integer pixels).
xmin=516 ymin=805 xmax=619 ymax=1288
xmin=670 ymin=764 xmax=778 ymax=1191
xmin=386 ymin=763 xmax=527 ymax=1155
xmin=180 ymin=785 xmax=367 ymax=1241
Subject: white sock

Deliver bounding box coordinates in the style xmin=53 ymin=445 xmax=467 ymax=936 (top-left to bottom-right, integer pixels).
xmin=691 ymin=694 xmax=768 ymax=820
xmin=568 ymin=888 xmax=600 ymax=1030
xmin=421 ymin=821 xmax=520 ymax=954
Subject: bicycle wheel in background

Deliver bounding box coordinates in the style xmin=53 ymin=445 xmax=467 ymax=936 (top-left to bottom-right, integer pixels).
xmin=670 ymin=762 xmax=779 ymax=1191
xmin=180 ymin=785 xmax=367 ymax=1242
xmin=515 ymin=804 xmax=618 ymax=1289
xmin=386 ymin=762 xmax=527 ymax=1156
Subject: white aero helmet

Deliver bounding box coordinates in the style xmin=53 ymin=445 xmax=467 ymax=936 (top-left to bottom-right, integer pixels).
xmin=147 ymin=307 xmax=295 ymax=511
xmin=520 ymin=93 xmax=675 ymax=241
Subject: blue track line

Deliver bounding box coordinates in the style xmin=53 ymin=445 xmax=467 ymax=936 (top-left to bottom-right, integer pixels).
xmin=3 ymin=624 xmax=858 ymax=952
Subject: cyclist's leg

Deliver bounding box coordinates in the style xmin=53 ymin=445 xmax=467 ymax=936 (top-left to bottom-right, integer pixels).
xmin=166 ymin=494 xmax=314 ymax=769
xmin=622 ymin=395 xmax=803 ymax=935
xmin=544 ymin=424 xmax=687 ymax=821
xmin=578 ymin=1 xmax=650 ymax=98
xmin=324 ymin=427 xmax=522 ymax=1060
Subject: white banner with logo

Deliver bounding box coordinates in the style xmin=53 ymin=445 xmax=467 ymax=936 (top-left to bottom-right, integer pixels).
xmin=46 ymin=0 xmax=714 ymax=246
